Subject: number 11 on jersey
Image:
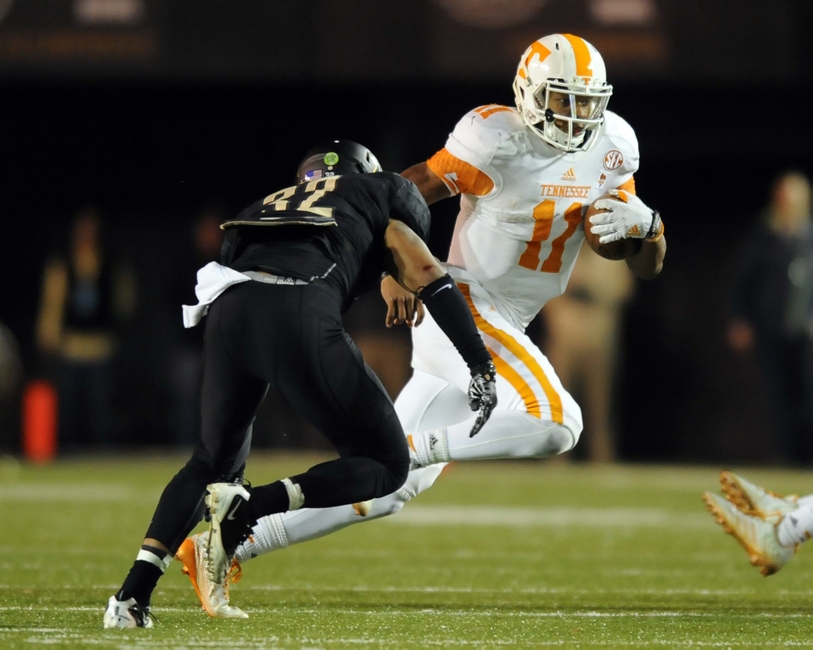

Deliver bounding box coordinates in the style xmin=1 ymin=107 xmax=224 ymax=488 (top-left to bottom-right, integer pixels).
xmin=518 ymin=200 xmax=582 ymax=273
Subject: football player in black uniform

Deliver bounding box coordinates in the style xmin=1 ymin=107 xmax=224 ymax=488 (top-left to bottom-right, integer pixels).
xmin=104 ymin=141 xmax=498 ymax=627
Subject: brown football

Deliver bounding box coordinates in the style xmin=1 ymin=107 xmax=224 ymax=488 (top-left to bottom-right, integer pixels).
xmin=583 ymin=194 xmax=638 ymax=261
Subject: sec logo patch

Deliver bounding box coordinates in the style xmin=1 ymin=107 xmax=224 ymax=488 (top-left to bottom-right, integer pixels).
xmin=603 ymin=150 xmax=624 ymax=171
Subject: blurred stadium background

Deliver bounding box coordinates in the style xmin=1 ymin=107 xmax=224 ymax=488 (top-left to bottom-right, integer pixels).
xmin=2 ymin=0 xmax=813 ymax=464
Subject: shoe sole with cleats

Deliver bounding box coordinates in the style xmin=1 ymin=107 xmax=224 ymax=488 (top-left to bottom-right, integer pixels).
xmin=703 ymin=491 xmax=791 ymax=577
xmin=719 ymin=471 xmax=797 ymax=522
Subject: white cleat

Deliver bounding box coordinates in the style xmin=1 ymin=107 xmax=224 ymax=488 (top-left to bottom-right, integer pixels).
xmin=176 ymin=533 xmax=247 ymax=619
xmin=205 ymin=482 xmax=251 ymax=603
xmin=703 ymin=491 xmax=795 ymax=576
xmin=103 ymin=595 xmax=154 ymax=628
xmin=720 ymin=471 xmax=799 ymax=524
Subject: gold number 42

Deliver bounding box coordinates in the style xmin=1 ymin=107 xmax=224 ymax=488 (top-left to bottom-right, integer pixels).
xmin=262 ymin=177 xmax=339 ymax=219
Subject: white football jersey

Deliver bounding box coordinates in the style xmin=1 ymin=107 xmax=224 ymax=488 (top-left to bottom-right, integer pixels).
xmin=427 ymin=105 xmax=639 ymax=329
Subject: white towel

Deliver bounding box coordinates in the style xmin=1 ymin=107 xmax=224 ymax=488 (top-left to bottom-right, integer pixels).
xmin=181 ymin=261 xmax=252 ymax=328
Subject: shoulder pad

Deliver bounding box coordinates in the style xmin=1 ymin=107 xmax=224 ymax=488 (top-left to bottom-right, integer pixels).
xmin=600 ymin=111 xmax=640 ymax=174
xmin=602 ymin=111 xmax=639 ymax=154
xmin=449 ymin=105 xmax=524 ymax=157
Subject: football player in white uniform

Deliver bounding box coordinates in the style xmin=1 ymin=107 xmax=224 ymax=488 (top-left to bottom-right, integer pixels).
xmin=177 ymin=33 xmax=667 ymax=616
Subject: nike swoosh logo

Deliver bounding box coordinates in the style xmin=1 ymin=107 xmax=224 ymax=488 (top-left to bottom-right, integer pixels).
xmin=226 ymin=500 xmax=242 ymax=521
xmin=430 ymin=283 xmax=453 ymax=297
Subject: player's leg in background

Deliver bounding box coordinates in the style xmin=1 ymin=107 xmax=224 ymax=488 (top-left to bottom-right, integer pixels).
xmin=236 ymin=370 xmax=471 ymax=561
xmin=406 ymin=283 xmax=583 ymax=467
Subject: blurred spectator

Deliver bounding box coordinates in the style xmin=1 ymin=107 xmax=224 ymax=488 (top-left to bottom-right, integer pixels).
xmin=727 ymin=171 xmax=813 ymax=463
xmin=35 ymin=206 xmax=137 ymax=448
xmin=0 ymin=320 xmax=23 ymax=451
xmin=541 ymin=243 xmax=634 ymax=463
xmin=166 ymin=205 xmax=224 ymax=445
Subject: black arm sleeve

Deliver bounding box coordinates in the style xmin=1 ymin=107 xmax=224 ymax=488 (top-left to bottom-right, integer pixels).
xmin=418 ymin=274 xmax=491 ymax=371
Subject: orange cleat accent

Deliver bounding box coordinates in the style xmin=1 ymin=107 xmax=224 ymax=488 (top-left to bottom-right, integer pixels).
xmin=703 ymin=491 xmax=794 ymax=577
xmin=352 ymin=500 xmax=373 ymax=517
xmin=175 ymin=534 xmax=246 ymax=618
xmin=719 ymin=471 xmax=798 ymax=523
xmin=176 ymin=537 xmax=207 ymax=613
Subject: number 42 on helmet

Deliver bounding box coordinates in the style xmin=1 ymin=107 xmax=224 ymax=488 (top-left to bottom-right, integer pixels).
xmin=583 ymin=193 xmax=639 ymax=261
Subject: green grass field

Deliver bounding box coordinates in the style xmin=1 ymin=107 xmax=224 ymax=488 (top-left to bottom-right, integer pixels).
xmin=2 ymin=453 xmax=813 ymax=648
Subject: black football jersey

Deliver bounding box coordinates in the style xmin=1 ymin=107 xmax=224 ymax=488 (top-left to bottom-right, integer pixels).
xmin=220 ymin=172 xmax=430 ymax=310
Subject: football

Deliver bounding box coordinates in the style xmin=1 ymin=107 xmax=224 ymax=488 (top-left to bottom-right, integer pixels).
xmin=583 ymin=194 xmax=638 ymax=261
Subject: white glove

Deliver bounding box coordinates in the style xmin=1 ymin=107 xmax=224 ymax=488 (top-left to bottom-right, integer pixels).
xmin=589 ymin=189 xmax=661 ymax=244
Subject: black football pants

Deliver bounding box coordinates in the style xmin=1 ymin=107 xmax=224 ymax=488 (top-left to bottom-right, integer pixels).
xmin=146 ymin=279 xmax=409 ymax=552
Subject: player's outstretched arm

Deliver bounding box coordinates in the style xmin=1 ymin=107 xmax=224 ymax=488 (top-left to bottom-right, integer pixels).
xmin=384 ymin=218 xmax=445 ymax=294
xmin=379 ymin=161 xmax=452 ymax=327
xmin=401 ymin=162 xmax=452 ymax=206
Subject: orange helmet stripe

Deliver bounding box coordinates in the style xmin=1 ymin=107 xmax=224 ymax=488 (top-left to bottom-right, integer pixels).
xmin=562 ymin=34 xmax=592 ymax=77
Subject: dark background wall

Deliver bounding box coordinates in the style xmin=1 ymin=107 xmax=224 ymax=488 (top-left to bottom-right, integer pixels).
xmin=3 ymin=0 xmax=813 ymax=463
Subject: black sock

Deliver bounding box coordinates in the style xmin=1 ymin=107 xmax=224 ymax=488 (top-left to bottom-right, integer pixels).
xmin=117 ymin=545 xmax=169 ymax=607
xmin=246 ymin=481 xmax=290 ymax=523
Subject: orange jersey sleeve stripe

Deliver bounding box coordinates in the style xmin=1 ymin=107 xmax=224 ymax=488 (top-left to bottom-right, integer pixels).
xmin=459 ymin=284 xmax=564 ymax=423
xmin=615 ymin=176 xmax=636 ymax=195
xmin=426 ymin=148 xmax=495 ymax=197
xmin=474 ymin=104 xmax=513 ymax=119
xmin=563 ymin=34 xmax=592 ymax=78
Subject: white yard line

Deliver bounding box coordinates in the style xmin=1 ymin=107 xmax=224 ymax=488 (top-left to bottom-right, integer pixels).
xmin=386 ymin=505 xmax=708 ymax=528
xmin=3 ymin=583 xmax=813 ymax=597
xmin=0 ymin=484 xmax=134 ymax=501
xmin=4 ymin=633 xmax=813 ymax=648
xmin=1 ymin=605 xmax=812 ymax=618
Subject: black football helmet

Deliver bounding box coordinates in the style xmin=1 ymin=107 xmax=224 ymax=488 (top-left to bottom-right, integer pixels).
xmin=296 ymin=140 xmax=381 ymax=184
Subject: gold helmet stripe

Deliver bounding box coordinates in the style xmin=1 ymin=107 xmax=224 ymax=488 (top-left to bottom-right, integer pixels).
xmin=562 ymin=34 xmax=592 ymax=77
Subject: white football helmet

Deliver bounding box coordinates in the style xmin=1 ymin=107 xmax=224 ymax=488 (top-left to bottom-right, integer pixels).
xmin=513 ymin=34 xmax=612 ymax=152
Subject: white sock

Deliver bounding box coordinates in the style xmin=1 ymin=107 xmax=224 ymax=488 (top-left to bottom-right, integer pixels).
xmin=408 ymin=427 xmax=450 ymax=465
xmin=236 ymin=513 xmax=289 ymax=562
xmin=777 ymin=503 xmax=813 ymax=547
